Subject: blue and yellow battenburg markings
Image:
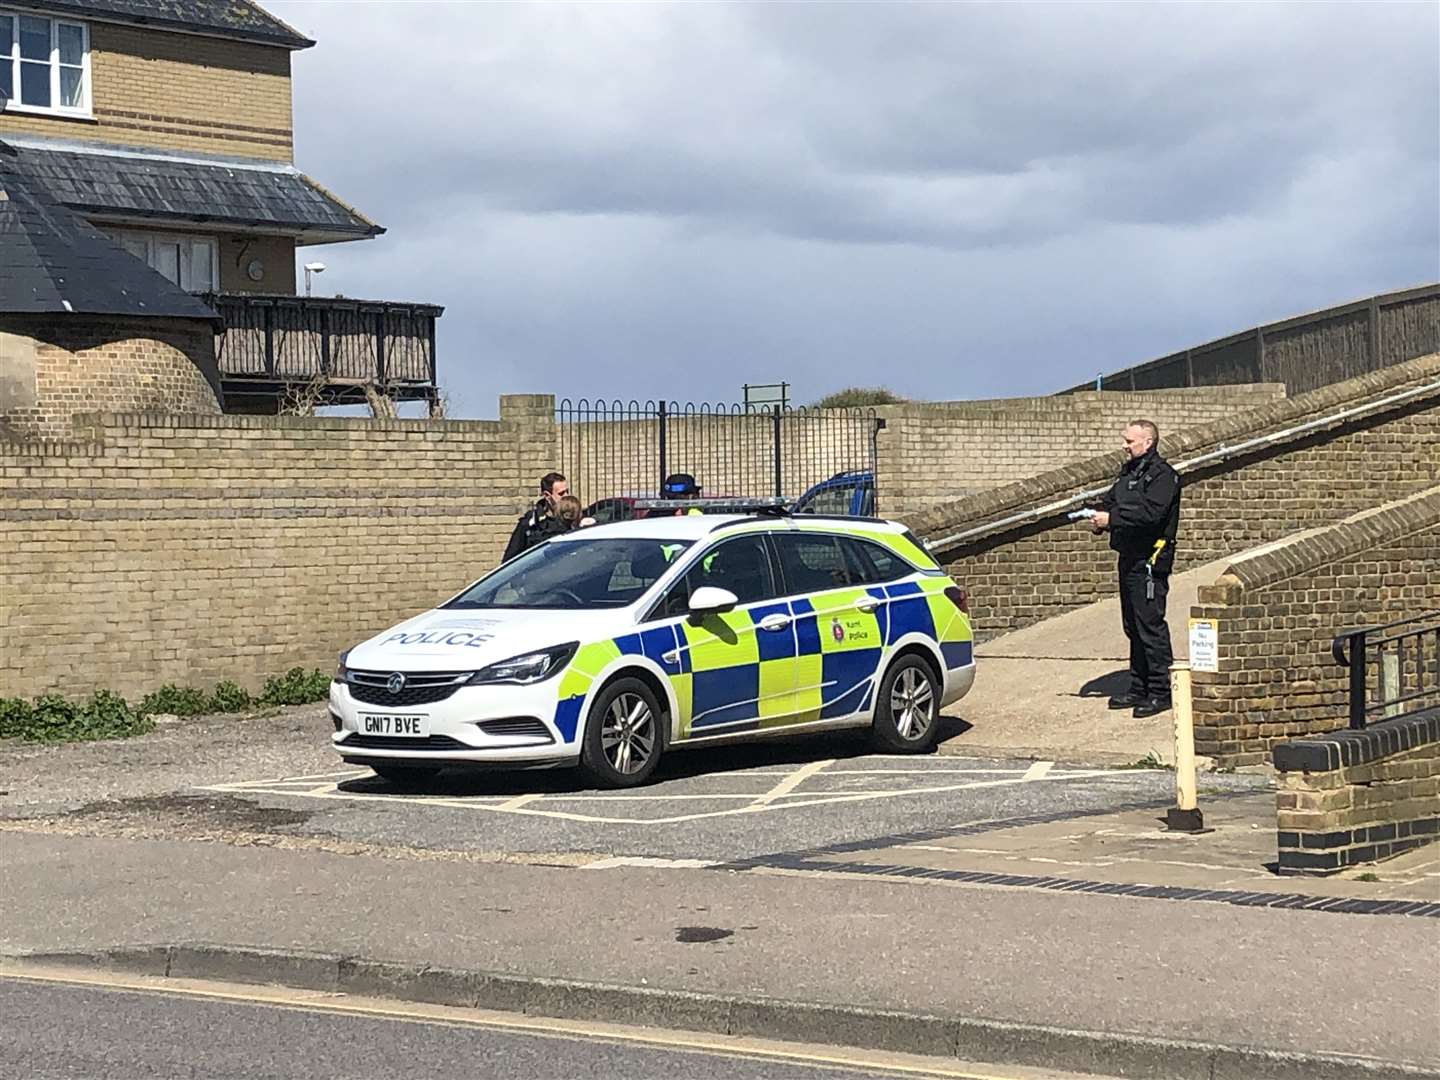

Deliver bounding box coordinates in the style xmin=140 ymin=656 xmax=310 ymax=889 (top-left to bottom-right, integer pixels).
xmin=549 ymin=571 xmax=972 ymax=744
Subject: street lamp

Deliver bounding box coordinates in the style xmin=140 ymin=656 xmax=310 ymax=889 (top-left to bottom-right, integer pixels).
xmin=303 ymin=261 xmax=326 ymax=297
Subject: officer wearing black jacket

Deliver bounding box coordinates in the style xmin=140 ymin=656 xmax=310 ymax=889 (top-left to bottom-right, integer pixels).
xmin=1089 ymin=420 xmax=1181 ymax=718
xmin=502 ymin=471 xmax=568 ymax=562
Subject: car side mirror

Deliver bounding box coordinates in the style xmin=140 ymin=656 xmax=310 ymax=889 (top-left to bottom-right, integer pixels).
xmin=687 ymin=586 xmax=738 ymax=618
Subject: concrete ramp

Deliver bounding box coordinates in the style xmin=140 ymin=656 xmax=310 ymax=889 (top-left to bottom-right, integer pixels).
xmin=940 ymin=559 xmax=1230 ymax=765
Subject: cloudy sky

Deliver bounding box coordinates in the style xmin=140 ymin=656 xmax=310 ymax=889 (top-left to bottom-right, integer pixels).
xmin=269 ymin=1 xmax=1439 ymax=418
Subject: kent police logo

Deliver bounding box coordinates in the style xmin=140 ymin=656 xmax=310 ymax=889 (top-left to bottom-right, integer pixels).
xmin=831 ymin=619 xmax=845 ymax=643
xmin=386 ymin=672 xmax=406 ymax=695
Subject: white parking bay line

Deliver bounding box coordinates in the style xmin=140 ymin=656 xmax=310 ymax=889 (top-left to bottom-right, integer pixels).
xmin=581 ymin=856 xmax=716 ymax=870
xmin=749 ymin=758 xmax=834 ymax=808
xmin=1022 ymin=761 xmax=1055 ymax=781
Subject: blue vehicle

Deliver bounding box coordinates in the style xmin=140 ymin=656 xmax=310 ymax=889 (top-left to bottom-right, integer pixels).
xmin=792 ymin=470 xmax=875 ymax=517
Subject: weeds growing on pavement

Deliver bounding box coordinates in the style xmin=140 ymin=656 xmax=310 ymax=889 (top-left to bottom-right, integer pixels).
xmin=1116 ymin=750 xmax=1174 ymax=771
xmin=0 ymin=667 xmax=331 ymax=744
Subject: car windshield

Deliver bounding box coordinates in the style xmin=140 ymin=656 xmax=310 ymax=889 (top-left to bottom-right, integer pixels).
xmin=446 ymin=537 xmax=693 ymax=610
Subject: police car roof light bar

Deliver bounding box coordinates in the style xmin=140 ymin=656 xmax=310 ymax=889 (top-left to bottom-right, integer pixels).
xmin=629 ymin=496 xmax=789 ymax=512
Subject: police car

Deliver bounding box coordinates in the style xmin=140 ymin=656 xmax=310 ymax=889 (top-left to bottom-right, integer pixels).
xmin=330 ymin=512 xmax=975 ymax=788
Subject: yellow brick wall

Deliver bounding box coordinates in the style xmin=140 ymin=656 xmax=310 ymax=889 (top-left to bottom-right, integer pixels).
xmin=0 ymin=21 xmax=293 ymax=161
xmin=0 ymin=316 xmax=221 ymax=441
xmin=0 ymin=398 xmax=553 ymax=700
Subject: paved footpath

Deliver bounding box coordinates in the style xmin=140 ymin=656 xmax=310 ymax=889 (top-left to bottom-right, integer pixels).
xmin=3 ymin=711 xmax=1438 ymax=1078
xmin=3 ymin=829 xmax=1437 ymax=1078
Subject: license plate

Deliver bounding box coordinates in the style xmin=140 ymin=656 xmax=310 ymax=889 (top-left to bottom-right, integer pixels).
xmin=358 ymin=713 xmax=430 ymax=738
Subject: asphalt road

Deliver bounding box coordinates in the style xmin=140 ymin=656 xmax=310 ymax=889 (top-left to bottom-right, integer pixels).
xmin=1 ymin=707 xmax=1268 ymax=863
xmin=0 ymin=976 xmax=1059 ymax=1080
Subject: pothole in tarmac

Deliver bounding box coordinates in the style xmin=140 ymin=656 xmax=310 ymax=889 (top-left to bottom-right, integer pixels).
xmin=69 ymin=793 xmax=315 ymax=832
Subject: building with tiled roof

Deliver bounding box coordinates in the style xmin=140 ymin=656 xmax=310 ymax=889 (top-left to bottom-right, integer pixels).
xmin=1 ymin=0 xmax=441 ymax=434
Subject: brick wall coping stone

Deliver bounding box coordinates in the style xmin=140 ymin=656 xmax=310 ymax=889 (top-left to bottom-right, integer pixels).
xmin=914 ymin=352 xmax=1440 ymax=547
xmin=1203 ymin=487 xmax=1440 ymax=599
xmin=870 ymin=383 xmax=1286 ymax=415
xmin=1273 ymin=708 xmax=1439 ymax=773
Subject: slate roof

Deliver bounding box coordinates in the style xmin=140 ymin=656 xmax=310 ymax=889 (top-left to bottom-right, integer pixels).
xmin=24 ymin=0 xmax=313 ymax=49
xmin=0 ymin=149 xmax=219 ymax=324
xmin=5 ymin=139 xmax=383 ymax=243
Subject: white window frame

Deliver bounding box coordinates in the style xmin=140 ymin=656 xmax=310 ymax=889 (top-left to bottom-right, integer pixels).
xmin=110 ymin=229 xmax=221 ymax=294
xmin=1 ymin=9 xmax=92 ymax=118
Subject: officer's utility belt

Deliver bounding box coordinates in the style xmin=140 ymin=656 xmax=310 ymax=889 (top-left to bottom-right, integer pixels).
xmin=1145 ymin=540 xmax=1166 ymax=600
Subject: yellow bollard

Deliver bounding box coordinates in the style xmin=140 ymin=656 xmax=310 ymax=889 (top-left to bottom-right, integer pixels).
xmin=1166 ymin=661 xmax=1205 ymax=832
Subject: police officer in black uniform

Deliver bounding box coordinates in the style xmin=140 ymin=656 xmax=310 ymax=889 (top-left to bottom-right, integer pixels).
xmin=1089 ymin=420 xmax=1181 ymax=718
xmin=502 ymin=471 xmax=569 ymax=562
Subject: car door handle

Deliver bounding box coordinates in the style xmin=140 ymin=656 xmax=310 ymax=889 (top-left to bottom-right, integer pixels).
xmin=853 ymin=597 xmax=881 ymax=613
xmin=758 ymin=614 xmax=793 ymax=632
xmin=662 ymin=649 xmax=680 ymax=665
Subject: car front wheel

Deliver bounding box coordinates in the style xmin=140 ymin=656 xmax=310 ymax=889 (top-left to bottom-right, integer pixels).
xmin=870 ymin=654 xmax=940 ymax=753
xmin=579 ymin=677 xmax=664 ymax=788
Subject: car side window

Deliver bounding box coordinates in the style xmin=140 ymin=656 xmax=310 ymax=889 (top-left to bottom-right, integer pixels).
xmin=841 ymin=538 xmax=908 ymax=584
xmin=654 ymin=534 xmax=777 ymax=618
xmin=774 ymin=533 xmax=853 ymax=594
xmin=798 ymin=484 xmax=854 ymax=516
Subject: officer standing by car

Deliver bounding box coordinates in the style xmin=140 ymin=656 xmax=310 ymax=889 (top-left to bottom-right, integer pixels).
xmin=503 ymin=471 xmax=568 ymax=561
xmin=1086 ymin=420 xmax=1181 ymax=718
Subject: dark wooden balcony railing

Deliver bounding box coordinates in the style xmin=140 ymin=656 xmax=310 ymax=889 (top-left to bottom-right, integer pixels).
xmin=201 ymin=292 xmax=443 ymax=410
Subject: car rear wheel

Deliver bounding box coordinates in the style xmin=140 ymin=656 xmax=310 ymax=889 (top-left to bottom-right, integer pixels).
xmin=370 ymin=763 xmax=442 ymax=788
xmin=870 ymin=654 xmax=940 ymax=753
xmin=579 ymin=677 xmax=664 ymax=788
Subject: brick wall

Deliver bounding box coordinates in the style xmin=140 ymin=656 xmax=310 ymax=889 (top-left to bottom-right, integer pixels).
xmin=0 ymin=316 xmax=221 ymax=441
xmin=872 ymin=384 xmax=1286 ymax=518
xmin=0 ymin=22 xmax=294 ymax=161
xmin=0 ymin=397 xmax=554 ymax=701
xmin=1190 ymin=488 xmax=1440 ymax=764
xmin=913 ymin=353 xmax=1440 ymax=639
xmin=1273 ymin=711 xmax=1439 ymax=874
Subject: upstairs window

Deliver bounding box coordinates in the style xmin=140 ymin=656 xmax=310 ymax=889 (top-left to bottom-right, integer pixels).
xmin=111 ymin=230 xmax=218 ymax=293
xmin=0 ymin=12 xmax=90 ymax=116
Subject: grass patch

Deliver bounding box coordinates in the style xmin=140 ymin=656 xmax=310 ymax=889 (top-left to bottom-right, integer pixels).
xmin=1355 ymin=872 xmax=1380 ymax=883
xmin=1 ymin=666 xmax=331 ymax=744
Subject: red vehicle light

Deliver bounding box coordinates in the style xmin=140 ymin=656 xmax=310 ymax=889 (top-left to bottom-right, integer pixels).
xmin=944 ymin=585 xmax=968 ymax=613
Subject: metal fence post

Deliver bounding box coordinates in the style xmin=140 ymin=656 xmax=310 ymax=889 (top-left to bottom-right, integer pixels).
xmin=1349 ymin=629 xmax=1367 ymax=729
xmin=657 ymin=399 xmax=669 ymax=490
xmin=771 ymin=405 xmax=783 ymax=498
xmin=318 ymin=305 xmax=331 ymax=377
xmin=375 ymin=310 xmax=387 ymax=386
xmin=262 ymin=304 xmax=275 ymax=375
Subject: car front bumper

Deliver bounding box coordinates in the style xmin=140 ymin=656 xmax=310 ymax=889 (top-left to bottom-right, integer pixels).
xmin=328 ymin=679 xmax=579 ymax=768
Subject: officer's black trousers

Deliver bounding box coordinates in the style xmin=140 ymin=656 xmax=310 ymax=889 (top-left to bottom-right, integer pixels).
xmin=1118 ymin=556 xmax=1173 ymax=700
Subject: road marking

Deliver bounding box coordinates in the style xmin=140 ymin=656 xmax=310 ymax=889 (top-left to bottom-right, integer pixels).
xmin=1022 ymin=761 xmax=1054 ymax=781
xmin=750 ymin=758 xmax=835 ymax=807
xmin=582 ymin=856 xmax=716 ymax=870
xmin=0 ymin=965 xmax=1058 ymax=1080
xmin=496 ymin=792 xmax=545 ymax=812
xmin=199 ymin=764 xmax=1126 ymax=826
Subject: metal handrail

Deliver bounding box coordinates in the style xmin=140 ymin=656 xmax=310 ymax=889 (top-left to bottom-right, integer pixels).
xmin=927 ymin=373 xmax=1440 ymax=554
xmin=1332 ymin=610 xmax=1440 ymax=729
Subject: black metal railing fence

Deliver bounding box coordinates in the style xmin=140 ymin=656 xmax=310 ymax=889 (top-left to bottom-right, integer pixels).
xmin=556 ymin=399 xmax=883 ymax=510
xmin=1332 ymin=611 xmax=1440 ymax=728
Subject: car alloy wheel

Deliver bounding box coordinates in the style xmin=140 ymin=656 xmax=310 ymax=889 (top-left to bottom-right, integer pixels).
xmin=601 ymin=691 xmax=657 ymax=775
xmin=889 ymin=666 xmax=935 ymax=741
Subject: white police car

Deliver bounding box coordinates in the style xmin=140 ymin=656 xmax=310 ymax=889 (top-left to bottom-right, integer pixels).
xmin=330 ymin=513 xmax=975 ymax=787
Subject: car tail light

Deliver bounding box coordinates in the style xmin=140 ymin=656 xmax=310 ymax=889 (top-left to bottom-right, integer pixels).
xmin=944 ymin=585 xmax=969 ymax=613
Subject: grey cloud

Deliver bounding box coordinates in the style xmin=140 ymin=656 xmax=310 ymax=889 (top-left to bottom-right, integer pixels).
xmin=269 ymin=1 xmax=1438 ymax=416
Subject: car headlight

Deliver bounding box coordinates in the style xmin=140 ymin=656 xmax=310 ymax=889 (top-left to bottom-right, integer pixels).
xmin=334 ymin=650 xmax=350 ymax=683
xmin=467 ymin=642 xmax=578 ymax=686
